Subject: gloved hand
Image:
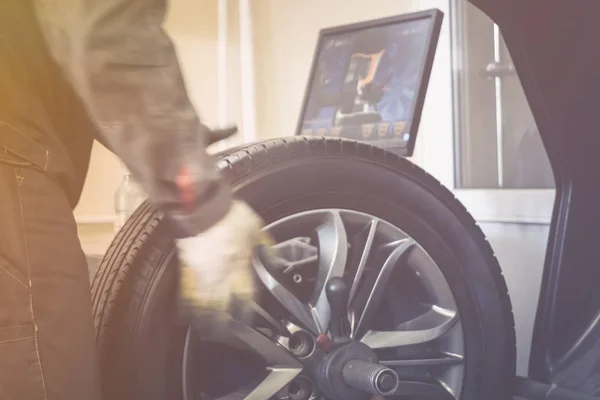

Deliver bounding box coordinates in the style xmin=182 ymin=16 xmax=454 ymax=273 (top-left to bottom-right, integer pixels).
xmin=177 ymin=200 xmax=272 ymax=324
xmin=205 ymin=126 xmax=238 ymax=146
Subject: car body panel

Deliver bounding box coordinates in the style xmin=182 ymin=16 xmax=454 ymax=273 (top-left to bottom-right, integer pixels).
xmin=469 ymin=0 xmax=600 ymax=393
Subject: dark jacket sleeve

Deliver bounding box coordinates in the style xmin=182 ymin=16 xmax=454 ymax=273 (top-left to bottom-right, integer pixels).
xmin=32 ymin=0 xmax=232 ymax=238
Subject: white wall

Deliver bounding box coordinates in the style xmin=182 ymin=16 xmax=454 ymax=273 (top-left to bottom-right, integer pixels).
xmin=74 ymin=143 xmax=122 ymax=221
xmin=75 ymin=0 xmax=237 ymax=221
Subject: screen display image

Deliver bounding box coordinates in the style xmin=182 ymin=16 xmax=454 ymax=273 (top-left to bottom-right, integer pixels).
xmin=298 ymin=12 xmax=440 ymax=154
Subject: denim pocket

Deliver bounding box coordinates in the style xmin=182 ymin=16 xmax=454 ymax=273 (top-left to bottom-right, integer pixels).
xmin=0 ymin=330 xmax=44 ymax=400
xmin=0 ymin=257 xmax=33 ymax=341
xmin=0 ymin=145 xmax=33 ymax=168
xmin=0 ymin=256 xmax=27 ymax=287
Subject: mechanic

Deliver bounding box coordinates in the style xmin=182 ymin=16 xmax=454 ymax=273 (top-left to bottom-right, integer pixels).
xmin=0 ymin=0 xmax=264 ymax=399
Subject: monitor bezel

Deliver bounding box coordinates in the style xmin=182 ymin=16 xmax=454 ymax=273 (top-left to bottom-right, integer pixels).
xmin=294 ymin=9 xmax=444 ymax=157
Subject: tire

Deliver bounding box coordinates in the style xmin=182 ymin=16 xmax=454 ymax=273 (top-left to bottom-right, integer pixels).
xmin=91 ymin=136 xmax=516 ymax=400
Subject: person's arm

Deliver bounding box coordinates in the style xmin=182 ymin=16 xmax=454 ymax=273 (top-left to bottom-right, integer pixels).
xmin=33 ymin=0 xmax=231 ymax=238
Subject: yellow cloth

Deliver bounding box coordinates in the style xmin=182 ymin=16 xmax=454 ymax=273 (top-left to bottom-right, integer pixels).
xmin=177 ymin=200 xmax=274 ymax=319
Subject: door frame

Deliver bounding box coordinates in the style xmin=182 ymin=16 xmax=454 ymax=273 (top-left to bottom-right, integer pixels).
xmin=414 ymin=0 xmax=555 ymax=224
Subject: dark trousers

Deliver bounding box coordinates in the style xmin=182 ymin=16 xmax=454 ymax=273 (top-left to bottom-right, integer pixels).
xmin=0 ymin=150 xmax=101 ymax=399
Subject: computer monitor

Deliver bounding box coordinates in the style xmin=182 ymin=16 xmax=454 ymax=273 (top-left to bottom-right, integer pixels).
xmin=295 ymin=9 xmax=443 ymax=156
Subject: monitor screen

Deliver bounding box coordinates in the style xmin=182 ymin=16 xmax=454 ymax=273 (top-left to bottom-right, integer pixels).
xmin=296 ymin=10 xmax=442 ymax=156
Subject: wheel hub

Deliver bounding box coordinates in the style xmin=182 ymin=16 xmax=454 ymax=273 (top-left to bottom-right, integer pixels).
xmin=312 ymin=340 xmax=398 ymax=400
xmin=297 ymin=277 xmax=399 ymax=400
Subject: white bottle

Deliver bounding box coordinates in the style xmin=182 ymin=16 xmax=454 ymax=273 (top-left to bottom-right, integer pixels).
xmin=114 ymin=167 xmax=147 ymax=233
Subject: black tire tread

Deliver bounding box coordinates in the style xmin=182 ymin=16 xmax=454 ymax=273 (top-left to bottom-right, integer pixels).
xmin=91 ymin=201 xmax=162 ymax=348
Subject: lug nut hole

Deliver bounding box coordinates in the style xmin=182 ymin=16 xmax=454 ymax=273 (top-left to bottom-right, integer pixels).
xmin=289 ymin=381 xmax=302 ymax=396
xmin=288 ymin=376 xmax=314 ymax=400
xmin=289 ymin=331 xmax=315 ymax=358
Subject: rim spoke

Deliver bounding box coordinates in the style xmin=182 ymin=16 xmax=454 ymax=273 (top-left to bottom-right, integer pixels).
xmin=213 ymin=318 xmax=303 ymax=369
xmin=310 ymin=211 xmax=348 ymax=333
xmin=351 ymin=238 xmax=415 ymax=338
xmin=271 ymin=237 xmax=318 ymax=275
xmin=219 ymin=319 xmax=303 ymax=400
xmin=253 ymin=249 xmax=318 ymax=334
xmin=380 ymin=352 xmax=464 ymax=368
xmin=250 ymin=301 xmax=290 ymax=337
xmin=361 ymin=306 xmax=458 ymax=349
xmin=348 ymin=219 xmax=379 ymax=305
xmin=242 ymin=367 xmax=305 ymax=400
xmin=410 ymin=246 xmax=458 ymax=312
xmin=392 ymin=380 xmax=457 ymax=399
xmin=183 ymin=319 xmax=303 ymax=400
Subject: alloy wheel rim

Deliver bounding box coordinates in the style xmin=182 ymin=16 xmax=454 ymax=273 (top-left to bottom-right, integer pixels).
xmin=183 ymin=209 xmax=465 ymax=399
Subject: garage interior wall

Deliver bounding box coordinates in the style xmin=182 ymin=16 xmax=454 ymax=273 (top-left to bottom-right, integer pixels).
xmin=74 ymin=0 xmax=245 ymax=222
